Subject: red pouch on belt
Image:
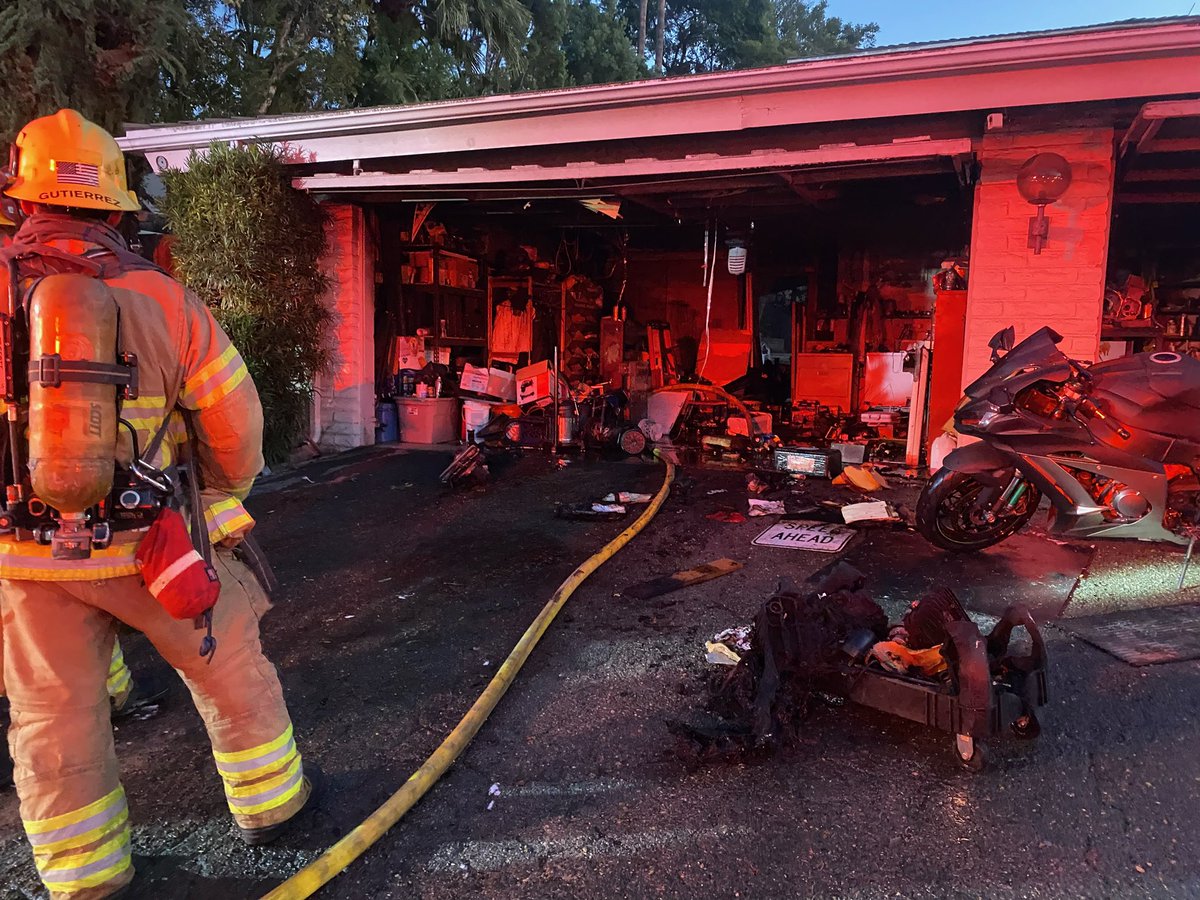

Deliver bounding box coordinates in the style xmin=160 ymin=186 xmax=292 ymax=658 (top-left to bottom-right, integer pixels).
xmin=135 ymin=508 xmax=221 ymax=619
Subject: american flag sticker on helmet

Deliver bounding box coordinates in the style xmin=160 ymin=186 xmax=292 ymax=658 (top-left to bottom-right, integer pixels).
xmin=56 ymin=161 xmax=100 ymax=186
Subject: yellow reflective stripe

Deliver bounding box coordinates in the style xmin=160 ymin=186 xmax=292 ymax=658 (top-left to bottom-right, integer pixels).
xmin=220 ymin=750 xmax=296 ymax=782
xmin=185 ymin=344 xmax=238 ymax=398
xmin=204 ymin=496 xmax=242 ymax=521
xmin=25 ymin=787 xmax=125 ymax=836
xmin=120 ymin=395 xmax=168 ymax=410
xmin=205 ymin=497 xmax=254 ymax=542
xmin=108 ymin=642 xmax=125 ymax=676
xmin=40 ymin=831 xmax=132 ymax=892
xmin=106 ymin=667 xmax=132 ymax=700
xmin=0 ymin=538 xmax=141 ymax=581
xmin=223 ymin=756 xmax=301 ymax=800
xmin=213 ymin=725 xmax=294 ymax=766
xmin=0 ymin=563 xmax=140 ymax=581
xmin=184 ymin=345 xmax=249 ymax=408
xmin=213 ymin=512 xmax=253 ymax=542
xmin=201 ymin=362 xmax=249 ymax=407
xmin=32 ymin=808 xmax=129 ymax=856
xmin=228 ymin=769 xmax=306 ymax=817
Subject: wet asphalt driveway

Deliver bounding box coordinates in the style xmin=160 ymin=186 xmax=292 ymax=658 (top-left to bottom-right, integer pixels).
xmin=2 ymin=447 xmax=1200 ymax=899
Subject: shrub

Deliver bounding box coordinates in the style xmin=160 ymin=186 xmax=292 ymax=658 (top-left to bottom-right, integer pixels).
xmin=160 ymin=142 xmax=331 ymax=465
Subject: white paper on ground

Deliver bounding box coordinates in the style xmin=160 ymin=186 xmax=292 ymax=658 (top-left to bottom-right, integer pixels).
xmin=841 ymin=501 xmax=897 ymax=524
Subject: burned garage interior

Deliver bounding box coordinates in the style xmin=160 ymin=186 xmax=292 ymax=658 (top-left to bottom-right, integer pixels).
xmin=1105 ymin=100 xmax=1200 ymax=362
xmin=335 ymin=116 xmax=976 ymax=477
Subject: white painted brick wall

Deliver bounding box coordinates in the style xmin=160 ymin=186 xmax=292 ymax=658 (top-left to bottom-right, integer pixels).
xmin=313 ymin=204 xmax=376 ymax=453
xmin=962 ymin=127 xmax=1116 ymax=386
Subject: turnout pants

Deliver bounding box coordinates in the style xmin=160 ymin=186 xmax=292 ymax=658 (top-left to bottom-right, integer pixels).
xmin=0 ymin=550 xmax=307 ymax=899
xmin=1 ymin=635 xmax=133 ymax=708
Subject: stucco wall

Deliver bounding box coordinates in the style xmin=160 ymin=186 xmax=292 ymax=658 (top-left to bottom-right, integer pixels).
xmin=962 ymin=126 xmax=1116 ymax=385
xmin=313 ymin=203 xmax=376 ymax=452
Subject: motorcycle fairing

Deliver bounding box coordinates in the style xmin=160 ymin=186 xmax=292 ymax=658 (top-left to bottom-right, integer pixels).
xmin=944 ymin=441 xmax=1185 ymax=545
xmin=945 ymin=324 xmax=1200 ymax=547
xmin=964 ymin=327 xmax=1072 ymax=403
xmin=1021 ymin=452 xmax=1185 ymax=545
xmin=941 ymin=443 xmax=1015 ymax=485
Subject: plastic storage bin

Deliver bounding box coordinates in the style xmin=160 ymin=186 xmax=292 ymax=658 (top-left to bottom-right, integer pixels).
xmin=395 ymin=397 xmax=459 ymax=444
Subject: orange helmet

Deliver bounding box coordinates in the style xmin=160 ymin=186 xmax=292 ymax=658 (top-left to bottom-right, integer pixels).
xmin=4 ymin=110 xmax=139 ymax=213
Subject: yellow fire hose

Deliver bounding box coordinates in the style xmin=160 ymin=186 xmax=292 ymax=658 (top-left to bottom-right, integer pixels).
xmin=260 ymin=458 xmax=676 ymax=900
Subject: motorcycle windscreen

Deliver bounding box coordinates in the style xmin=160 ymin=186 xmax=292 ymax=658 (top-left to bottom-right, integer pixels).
xmin=963 ymin=326 xmax=1072 ymax=399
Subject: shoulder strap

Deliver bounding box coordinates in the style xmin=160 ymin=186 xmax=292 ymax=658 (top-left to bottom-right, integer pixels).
xmin=1 ymin=245 xmax=105 ymax=281
xmin=82 ymin=246 xmax=168 ymax=279
xmin=142 ymin=379 xmax=184 ymax=469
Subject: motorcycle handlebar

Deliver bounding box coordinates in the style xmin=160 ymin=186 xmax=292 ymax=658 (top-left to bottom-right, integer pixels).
xmin=1077 ymin=396 xmax=1132 ymax=440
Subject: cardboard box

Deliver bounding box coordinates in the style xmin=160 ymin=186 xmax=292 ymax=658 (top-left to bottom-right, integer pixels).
xmin=459 ymin=364 xmax=516 ymax=401
xmin=516 ymin=361 xmax=567 ymax=406
xmin=393 ymin=336 xmax=427 ymax=372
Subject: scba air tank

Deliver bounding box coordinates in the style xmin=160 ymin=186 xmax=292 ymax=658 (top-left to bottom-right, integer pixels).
xmin=27 ymin=274 xmax=120 ymax=514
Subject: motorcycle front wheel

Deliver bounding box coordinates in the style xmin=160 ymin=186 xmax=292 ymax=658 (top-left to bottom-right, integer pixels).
xmin=917 ymin=469 xmax=1042 ymax=552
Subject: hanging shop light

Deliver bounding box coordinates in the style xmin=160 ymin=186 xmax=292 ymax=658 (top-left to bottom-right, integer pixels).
xmin=727 ymin=238 xmax=748 ymax=275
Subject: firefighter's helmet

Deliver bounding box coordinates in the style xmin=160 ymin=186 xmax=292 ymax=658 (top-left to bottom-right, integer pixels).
xmin=3 ymin=110 xmax=139 ymax=213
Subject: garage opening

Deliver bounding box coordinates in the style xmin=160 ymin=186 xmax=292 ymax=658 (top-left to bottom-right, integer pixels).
xmin=365 ymin=155 xmax=972 ymax=468
xmin=1106 ymin=101 xmax=1200 ymax=363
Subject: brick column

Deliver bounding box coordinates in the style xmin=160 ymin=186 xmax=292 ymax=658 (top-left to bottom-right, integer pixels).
xmin=962 ymin=127 xmax=1116 ymax=386
xmin=313 ymin=203 xmax=375 ymax=452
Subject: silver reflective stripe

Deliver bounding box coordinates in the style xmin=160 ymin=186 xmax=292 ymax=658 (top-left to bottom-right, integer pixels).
xmin=218 ymin=737 xmax=296 ymax=776
xmin=42 ymin=841 xmax=130 ymax=883
xmin=227 ymin=766 xmax=303 ymax=809
xmin=27 ymin=798 xmax=127 ymax=848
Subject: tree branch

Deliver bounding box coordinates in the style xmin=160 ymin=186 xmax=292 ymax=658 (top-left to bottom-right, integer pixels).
xmin=256 ymin=9 xmax=298 ymax=115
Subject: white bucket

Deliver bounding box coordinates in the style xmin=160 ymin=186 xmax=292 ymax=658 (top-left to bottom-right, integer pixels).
xmin=462 ymin=399 xmax=496 ymax=442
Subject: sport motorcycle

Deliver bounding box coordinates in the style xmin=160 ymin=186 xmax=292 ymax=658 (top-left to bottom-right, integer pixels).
xmin=918 ymin=325 xmax=1200 ymax=557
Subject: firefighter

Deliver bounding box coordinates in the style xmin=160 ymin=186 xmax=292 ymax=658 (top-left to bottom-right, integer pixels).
xmin=0 ymin=209 xmax=162 ymax=792
xmin=0 ymin=208 xmax=166 ymax=791
xmin=0 ymin=110 xmax=314 ymax=899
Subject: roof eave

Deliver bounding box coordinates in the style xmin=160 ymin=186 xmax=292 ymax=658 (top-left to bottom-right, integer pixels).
xmin=117 ymin=19 xmax=1200 ymax=155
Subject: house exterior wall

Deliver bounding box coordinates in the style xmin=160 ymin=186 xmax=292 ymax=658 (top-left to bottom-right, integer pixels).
xmin=962 ymin=126 xmax=1116 ymax=386
xmin=313 ymin=203 xmax=376 ymax=452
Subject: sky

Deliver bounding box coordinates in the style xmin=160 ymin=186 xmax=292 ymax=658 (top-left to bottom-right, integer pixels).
xmin=827 ymin=0 xmax=1197 ymax=46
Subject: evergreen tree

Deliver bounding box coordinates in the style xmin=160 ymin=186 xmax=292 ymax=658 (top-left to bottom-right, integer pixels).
xmin=0 ymin=0 xmax=188 ymax=139
xmin=565 ymin=0 xmax=643 ymax=86
xmin=160 ymin=143 xmax=332 ymax=463
xmin=519 ymin=0 xmax=571 ymax=91
xmin=776 ymin=0 xmax=878 ymax=59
